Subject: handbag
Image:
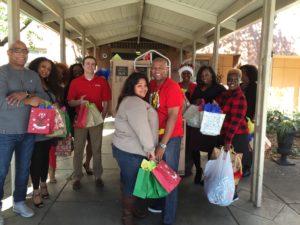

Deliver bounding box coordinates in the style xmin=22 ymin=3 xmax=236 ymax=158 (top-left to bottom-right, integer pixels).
xmin=204 ymin=148 xmax=235 ymax=206
xmin=27 ymin=107 xmax=55 ymax=134
xmin=151 ymin=160 xmax=181 ymax=193
xmin=55 ymin=135 xmax=72 ymax=156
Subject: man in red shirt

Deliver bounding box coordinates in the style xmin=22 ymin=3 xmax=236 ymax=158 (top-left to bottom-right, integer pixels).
xmin=148 ymin=57 xmax=184 ymax=225
xmin=67 ymin=56 xmax=111 ymax=190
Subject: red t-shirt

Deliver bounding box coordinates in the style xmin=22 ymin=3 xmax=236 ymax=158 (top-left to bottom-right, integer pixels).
xmin=150 ymin=78 xmax=184 ymax=138
xmin=67 ymin=75 xmax=112 ymax=113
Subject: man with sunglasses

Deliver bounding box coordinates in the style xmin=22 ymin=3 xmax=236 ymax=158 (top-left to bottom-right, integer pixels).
xmin=0 ymin=40 xmax=44 ymax=225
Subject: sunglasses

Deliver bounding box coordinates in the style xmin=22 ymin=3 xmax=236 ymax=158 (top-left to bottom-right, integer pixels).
xmin=10 ymin=48 xmax=29 ymax=54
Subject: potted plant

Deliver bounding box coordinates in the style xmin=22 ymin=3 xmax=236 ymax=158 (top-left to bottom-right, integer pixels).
xmin=266 ymin=110 xmax=298 ymax=165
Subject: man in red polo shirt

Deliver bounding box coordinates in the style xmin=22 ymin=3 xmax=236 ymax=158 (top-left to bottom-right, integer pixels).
xmin=67 ymin=56 xmax=111 ymax=190
xmin=148 ymin=57 xmax=184 ymax=225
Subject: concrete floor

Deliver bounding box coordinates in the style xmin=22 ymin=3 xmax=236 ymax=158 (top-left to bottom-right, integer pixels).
xmin=1 ymin=119 xmax=300 ymax=225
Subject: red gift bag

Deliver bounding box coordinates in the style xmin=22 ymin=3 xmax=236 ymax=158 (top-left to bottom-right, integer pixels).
xmin=73 ymin=104 xmax=89 ymax=128
xmin=151 ymin=160 xmax=181 ymax=193
xmin=27 ymin=107 xmax=55 ymax=134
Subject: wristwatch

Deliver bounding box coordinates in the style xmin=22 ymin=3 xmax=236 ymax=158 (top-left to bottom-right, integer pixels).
xmin=159 ymin=142 xmax=167 ymax=150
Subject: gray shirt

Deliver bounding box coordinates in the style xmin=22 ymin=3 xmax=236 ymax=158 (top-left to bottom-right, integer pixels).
xmin=0 ymin=64 xmax=44 ymax=134
xmin=113 ymin=96 xmax=158 ymax=157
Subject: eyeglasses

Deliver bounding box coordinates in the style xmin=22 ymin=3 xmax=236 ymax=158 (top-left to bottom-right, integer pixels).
xmin=9 ymin=48 xmax=29 ymax=54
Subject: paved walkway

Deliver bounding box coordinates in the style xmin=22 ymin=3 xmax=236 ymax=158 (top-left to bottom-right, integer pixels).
xmin=2 ymin=120 xmax=300 ymax=225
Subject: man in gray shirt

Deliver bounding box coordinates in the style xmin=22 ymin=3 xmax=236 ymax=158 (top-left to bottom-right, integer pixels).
xmin=0 ymin=40 xmax=44 ymax=225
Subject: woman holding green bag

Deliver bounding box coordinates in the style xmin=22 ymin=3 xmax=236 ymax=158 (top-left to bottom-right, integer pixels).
xmin=112 ymin=72 xmax=158 ymax=225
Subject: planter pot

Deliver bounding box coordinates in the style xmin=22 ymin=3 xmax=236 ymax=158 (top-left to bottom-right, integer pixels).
xmin=275 ymin=131 xmax=296 ymax=166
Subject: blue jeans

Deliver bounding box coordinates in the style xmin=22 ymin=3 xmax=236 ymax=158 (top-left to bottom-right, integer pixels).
xmin=112 ymin=145 xmax=145 ymax=196
xmin=0 ymin=134 xmax=35 ymax=204
xmin=153 ymin=137 xmax=181 ymax=225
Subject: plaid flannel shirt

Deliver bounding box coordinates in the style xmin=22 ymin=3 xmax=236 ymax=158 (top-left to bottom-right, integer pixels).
xmin=216 ymin=87 xmax=248 ymax=145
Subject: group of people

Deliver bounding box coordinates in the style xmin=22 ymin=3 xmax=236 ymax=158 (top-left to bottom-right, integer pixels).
xmin=0 ymin=40 xmax=258 ymax=225
xmin=0 ymin=40 xmax=111 ymax=225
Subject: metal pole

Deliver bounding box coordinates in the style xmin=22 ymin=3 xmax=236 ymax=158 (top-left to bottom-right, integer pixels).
xmin=180 ymin=47 xmax=183 ymax=64
xmin=192 ymin=40 xmax=196 ymax=67
xmin=82 ymin=32 xmax=86 ymax=57
xmin=7 ymin=0 xmax=20 ymax=203
xmin=212 ymin=23 xmax=220 ymax=73
xmin=251 ymin=0 xmax=275 ymax=207
xmin=93 ymin=45 xmax=97 ymax=58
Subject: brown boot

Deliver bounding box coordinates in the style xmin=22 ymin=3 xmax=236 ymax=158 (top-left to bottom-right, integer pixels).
xmin=121 ymin=194 xmax=137 ymax=225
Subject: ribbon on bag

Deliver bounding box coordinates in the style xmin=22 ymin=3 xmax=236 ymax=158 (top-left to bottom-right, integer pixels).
xmin=151 ymin=160 xmax=181 ymax=193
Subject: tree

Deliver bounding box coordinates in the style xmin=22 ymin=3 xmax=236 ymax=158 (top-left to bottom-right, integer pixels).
xmin=0 ymin=2 xmax=41 ymax=48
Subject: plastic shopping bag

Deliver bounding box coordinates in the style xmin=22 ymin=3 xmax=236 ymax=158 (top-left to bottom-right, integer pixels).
xmin=204 ymin=149 xmax=235 ymax=206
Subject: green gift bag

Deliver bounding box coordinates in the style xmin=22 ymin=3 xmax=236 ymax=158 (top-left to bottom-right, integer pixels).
xmin=133 ymin=168 xmax=150 ymax=199
xmin=147 ymin=173 xmax=168 ymax=199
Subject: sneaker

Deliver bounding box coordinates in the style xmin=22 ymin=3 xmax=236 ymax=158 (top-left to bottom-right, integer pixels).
xmin=232 ymin=193 xmax=239 ymax=202
xmin=13 ymin=201 xmax=34 ymax=218
xmin=148 ymin=206 xmax=162 ymax=213
xmin=95 ymin=178 xmax=104 ymax=188
xmin=72 ymin=180 xmax=81 ymax=190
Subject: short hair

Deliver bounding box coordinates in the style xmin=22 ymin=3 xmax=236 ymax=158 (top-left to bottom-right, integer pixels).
xmin=82 ymin=55 xmax=96 ymax=65
xmin=227 ymin=68 xmax=242 ymax=79
xmin=196 ymin=65 xmax=218 ymax=85
xmin=240 ymin=64 xmax=258 ymax=83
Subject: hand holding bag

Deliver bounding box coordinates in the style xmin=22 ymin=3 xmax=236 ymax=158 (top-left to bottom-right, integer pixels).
xmin=73 ymin=103 xmax=89 ymax=128
xmin=204 ymin=148 xmax=235 ymax=206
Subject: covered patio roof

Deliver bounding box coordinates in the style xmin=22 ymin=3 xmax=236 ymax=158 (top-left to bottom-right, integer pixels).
xmin=17 ymin=0 xmax=300 ymax=51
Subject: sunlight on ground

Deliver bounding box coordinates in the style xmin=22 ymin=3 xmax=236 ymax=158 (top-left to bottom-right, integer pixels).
xmin=2 ymin=186 xmax=33 ymax=211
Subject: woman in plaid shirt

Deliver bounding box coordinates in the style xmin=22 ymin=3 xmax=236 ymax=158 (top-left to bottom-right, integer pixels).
xmin=216 ymin=68 xmax=249 ymax=201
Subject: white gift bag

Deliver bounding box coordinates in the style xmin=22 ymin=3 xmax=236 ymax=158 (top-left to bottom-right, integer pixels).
xmin=199 ymin=111 xmax=225 ymax=136
xmin=204 ymin=149 xmax=235 ymax=206
xmin=183 ymin=105 xmax=201 ymax=128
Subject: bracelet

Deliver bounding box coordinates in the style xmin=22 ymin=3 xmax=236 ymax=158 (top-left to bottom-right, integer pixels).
xmin=159 ymin=142 xmax=167 ymax=150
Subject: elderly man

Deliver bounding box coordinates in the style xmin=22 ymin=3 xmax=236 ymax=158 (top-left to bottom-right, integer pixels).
xmin=148 ymin=57 xmax=184 ymax=225
xmin=0 ymin=40 xmax=44 ymax=225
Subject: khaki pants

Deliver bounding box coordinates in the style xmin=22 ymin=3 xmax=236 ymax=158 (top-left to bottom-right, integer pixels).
xmin=73 ymin=124 xmax=103 ymax=180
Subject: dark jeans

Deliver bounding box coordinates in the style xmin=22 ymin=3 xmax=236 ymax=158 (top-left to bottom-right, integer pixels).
xmin=0 ymin=133 xmax=35 ymax=204
xmin=112 ymin=145 xmax=145 ymax=196
xmin=152 ymin=137 xmax=181 ymax=225
xmin=30 ymin=139 xmax=53 ymax=189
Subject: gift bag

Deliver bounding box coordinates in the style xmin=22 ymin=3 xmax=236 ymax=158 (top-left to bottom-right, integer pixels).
xmin=133 ymin=160 xmax=168 ymax=199
xmin=47 ymin=108 xmax=67 ymax=138
xmin=211 ymin=147 xmax=243 ymax=185
xmin=199 ymin=111 xmax=225 ymax=136
xmin=86 ymin=103 xmax=103 ymax=128
xmin=27 ymin=107 xmax=55 ymax=134
xmin=204 ymin=149 xmax=235 ymax=206
xmin=74 ymin=104 xmax=89 ymax=128
xmin=183 ymin=104 xmax=201 ymax=128
xmin=151 ymin=160 xmax=181 ymax=193
xmin=55 ymin=135 xmax=72 ymax=156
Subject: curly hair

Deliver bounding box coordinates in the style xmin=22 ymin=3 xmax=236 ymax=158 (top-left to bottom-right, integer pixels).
xmin=196 ymin=65 xmax=218 ymax=86
xmin=28 ymin=57 xmax=64 ymax=104
xmin=55 ymin=62 xmax=70 ymax=86
xmin=69 ymin=63 xmax=83 ymax=81
xmin=116 ymin=72 xmax=150 ymax=111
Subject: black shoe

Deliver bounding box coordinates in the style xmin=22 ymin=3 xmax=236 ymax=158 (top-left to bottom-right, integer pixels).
xmin=83 ymin=163 xmax=93 ymax=175
xmin=242 ymin=168 xmax=251 ymax=177
xmin=232 ymin=193 xmax=239 ymax=202
xmin=194 ymin=169 xmax=203 ymax=185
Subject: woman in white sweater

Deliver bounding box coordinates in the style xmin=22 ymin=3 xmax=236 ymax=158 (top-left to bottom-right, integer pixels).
xmin=112 ymin=72 xmax=158 ymax=225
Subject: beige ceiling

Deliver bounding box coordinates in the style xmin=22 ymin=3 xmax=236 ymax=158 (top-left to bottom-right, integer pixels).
xmin=18 ymin=0 xmax=300 ymax=51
